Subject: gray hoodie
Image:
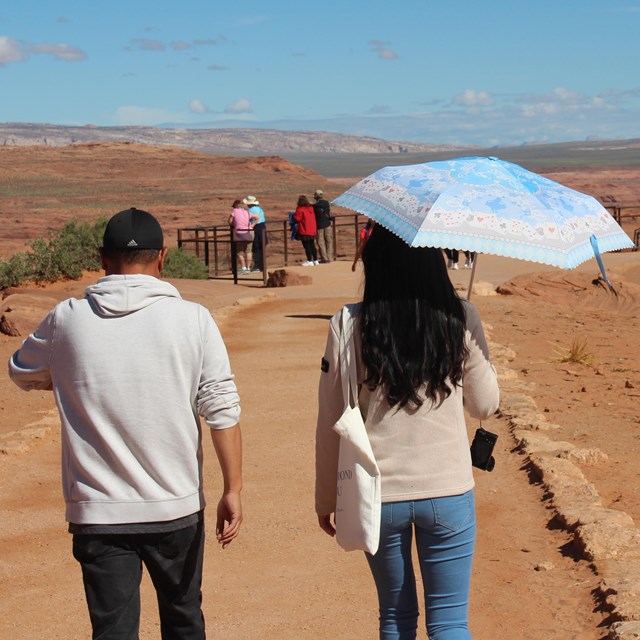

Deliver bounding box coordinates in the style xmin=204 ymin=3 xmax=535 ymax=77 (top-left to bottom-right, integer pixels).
xmin=9 ymin=274 xmax=240 ymax=525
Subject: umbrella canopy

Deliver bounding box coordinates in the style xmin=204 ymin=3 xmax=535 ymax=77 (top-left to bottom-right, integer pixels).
xmin=333 ymin=156 xmax=633 ymax=270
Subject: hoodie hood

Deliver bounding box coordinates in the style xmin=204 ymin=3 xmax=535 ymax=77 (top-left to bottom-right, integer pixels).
xmin=85 ymin=274 xmax=182 ymax=318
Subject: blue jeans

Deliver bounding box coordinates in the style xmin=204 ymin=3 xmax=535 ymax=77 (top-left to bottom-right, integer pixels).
xmin=366 ymin=491 xmax=476 ymax=640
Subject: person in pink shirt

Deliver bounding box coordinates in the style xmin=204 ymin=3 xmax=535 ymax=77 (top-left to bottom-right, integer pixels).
xmin=228 ymin=199 xmax=258 ymax=273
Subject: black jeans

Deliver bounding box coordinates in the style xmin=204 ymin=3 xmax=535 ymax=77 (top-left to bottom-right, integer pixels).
xmin=300 ymin=235 xmax=318 ymax=262
xmin=252 ymin=222 xmax=267 ymax=270
xmin=72 ymin=521 xmax=205 ymax=640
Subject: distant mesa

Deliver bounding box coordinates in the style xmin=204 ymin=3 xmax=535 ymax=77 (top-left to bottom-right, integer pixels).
xmin=0 ymin=122 xmax=461 ymax=155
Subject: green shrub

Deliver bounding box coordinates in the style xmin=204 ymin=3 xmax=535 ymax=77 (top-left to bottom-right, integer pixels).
xmin=48 ymin=218 xmax=106 ymax=280
xmin=28 ymin=237 xmax=59 ymax=283
xmin=0 ymin=252 xmax=31 ymax=289
xmin=162 ymin=248 xmax=209 ymax=279
xmin=0 ymin=218 xmax=209 ymax=287
xmin=0 ymin=217 xmax=108 ymax=288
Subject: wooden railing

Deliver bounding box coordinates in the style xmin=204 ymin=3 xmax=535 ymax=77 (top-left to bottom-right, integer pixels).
xmin=177 ymin=214 xmax=369 ymax=282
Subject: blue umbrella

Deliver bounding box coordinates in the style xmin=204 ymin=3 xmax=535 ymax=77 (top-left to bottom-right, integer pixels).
xmin=334 ymin=156 xmax=633 ymax=291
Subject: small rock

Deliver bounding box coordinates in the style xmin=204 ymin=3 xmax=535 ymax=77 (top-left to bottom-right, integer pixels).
xmin=608 ymin=620 xmax=640 ymax=639
xmin=534 ymin=561 xmax=555 ymax=572
xmin=625 ymin=380 xmax=635 ymax=389
xmin=0 ymin=314 xmax=20 ymax=337
xmin=561 ymin=448 xmax=609 ymax=465
xmin=265 ymin=269 xmax=311 ymax=287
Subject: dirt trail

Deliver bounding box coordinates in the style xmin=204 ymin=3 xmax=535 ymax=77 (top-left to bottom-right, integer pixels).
xmin=0 ymin=279 xmax=614 ymax=639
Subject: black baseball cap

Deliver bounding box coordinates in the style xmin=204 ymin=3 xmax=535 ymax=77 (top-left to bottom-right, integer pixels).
xmin=102 ymin=208 xmax=164 ymax=250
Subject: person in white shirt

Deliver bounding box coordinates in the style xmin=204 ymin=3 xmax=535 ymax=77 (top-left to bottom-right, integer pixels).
xmin=9 ymin=207 xmax=243 ymax=640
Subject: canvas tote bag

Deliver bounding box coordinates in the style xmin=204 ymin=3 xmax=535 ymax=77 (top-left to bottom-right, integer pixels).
xmin=332 ymin=305 xmax=381 ymax=555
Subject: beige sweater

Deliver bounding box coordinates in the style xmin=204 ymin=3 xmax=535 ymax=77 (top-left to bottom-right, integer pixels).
xmin=315 ymin=301 xmax=499 ymax=515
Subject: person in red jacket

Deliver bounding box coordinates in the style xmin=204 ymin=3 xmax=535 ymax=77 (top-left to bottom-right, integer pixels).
xmin=294 ymin=195 xmax=319 ymax=266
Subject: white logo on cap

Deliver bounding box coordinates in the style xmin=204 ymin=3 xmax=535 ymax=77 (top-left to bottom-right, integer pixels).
xmin=127 ymin=239 xmax=138 ymax=247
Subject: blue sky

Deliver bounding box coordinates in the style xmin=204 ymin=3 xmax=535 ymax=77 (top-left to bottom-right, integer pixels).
xmin=1 ymin=0 xmax=639 ymax=146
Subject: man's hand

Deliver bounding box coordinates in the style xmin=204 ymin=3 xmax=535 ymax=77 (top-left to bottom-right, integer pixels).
xmin=317 ymin=513 xmax=336 ymax=537
xmin=210 ymin=425 xmax=243 ymax=549
xmin=216 ymin=491 xmax=242 ymax=549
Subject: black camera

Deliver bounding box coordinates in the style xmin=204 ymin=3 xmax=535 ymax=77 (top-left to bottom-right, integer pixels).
xmin=470 ymin=427 xmax=498 ymax=472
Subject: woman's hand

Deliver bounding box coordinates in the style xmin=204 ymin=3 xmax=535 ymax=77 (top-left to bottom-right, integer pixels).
xmin=317 ymin=513 xmax=336 ymax=537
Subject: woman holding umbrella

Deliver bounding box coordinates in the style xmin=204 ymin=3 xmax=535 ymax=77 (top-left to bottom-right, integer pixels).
xmin=315 ymin=225 xmax=499 ymax=639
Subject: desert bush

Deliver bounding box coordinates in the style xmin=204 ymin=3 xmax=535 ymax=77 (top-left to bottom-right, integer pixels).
xmin=48 ymin=218 xmax=107 ymax=279
xmin=0 ymin=217 xmax=108 ymax=288
xmin=0 ymin=252 xmax=31 ymax=289
xmin=28 ymin=237 xmax=60 ymax=283
xmin=162 ymin=248 xmax=209 ymax=279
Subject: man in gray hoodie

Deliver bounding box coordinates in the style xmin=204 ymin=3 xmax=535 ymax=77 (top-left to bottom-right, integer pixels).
xmin=8 ymin=208 xmax=242 ymax=640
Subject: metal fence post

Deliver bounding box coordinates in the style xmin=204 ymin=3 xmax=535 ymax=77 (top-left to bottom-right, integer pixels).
xmin=283 ymin=219 xmax=289 ymax=266
xmin=261 ymin=228 xmax=268 ymax=285
xmin=213 ymin=227 xmax=219 ymax=276
xmin=230 ymin=225 xmax=238 ymax=284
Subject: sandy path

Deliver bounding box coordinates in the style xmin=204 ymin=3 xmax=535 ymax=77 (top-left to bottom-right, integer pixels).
xmin=4 ymin=255 xmax=634 ymax=638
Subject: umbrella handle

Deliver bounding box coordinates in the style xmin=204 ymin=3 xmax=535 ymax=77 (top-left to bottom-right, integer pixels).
xmin=467 ymin=255 xmax=478 ymax=301
xmin=589 ymin=235 xmax=617 ymax=295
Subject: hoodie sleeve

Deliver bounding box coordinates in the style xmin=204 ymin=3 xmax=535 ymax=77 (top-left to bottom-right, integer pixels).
xmin=8 ymin=308 xmax=56 ymax=391
xmin=196 ymin=308 xmax=241 ymax=430
xmin=462 ymin=301 xmax=500 ymax=419
xmin=315 ymin=311 xmax=344 ymax=515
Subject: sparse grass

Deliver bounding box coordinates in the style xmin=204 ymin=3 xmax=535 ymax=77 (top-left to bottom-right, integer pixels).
xmin=552 ymin=337 xmax=597 ymax=366
xmin=162 ymin=247 xmax=210 ymax=279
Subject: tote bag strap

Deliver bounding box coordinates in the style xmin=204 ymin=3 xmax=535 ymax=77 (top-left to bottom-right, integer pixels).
xmin=339 ymin=306 xmax=360 ymax=411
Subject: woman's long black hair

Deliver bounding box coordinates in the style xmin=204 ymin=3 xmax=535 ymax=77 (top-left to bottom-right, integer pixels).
xmin=359 ymin=224 xmax=468 ymax=409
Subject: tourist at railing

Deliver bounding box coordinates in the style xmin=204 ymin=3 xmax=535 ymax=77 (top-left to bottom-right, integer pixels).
xmin=243 ymin=196 xmax=267 ymax=272
xmin=294 ymin=195 xmax=319 ymax=266
xmin=313 ymin=189 xmax=333 ymax=263
xmin=229 ymin=199 xmax=259 ymax=273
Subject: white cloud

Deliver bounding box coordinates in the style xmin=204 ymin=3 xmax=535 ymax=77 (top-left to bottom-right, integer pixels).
xmin=189 ymin=99 xmax=208 ymax=114
xmin=128 ymin=38 xmax=166 ymax=52
xmin=452 ymin=89 xmax=494 ymax=107
xmin=194 ymin=37 xmax=227 ymax=46
xmin=519 ymin=86 xmax=588 ymax=109
xmin=224 ymin=98 xmax=252 ymax=114
xmin=377 ymin=49 xmax=398 ymax=60
xmin=597 ymin=87 xmax=640 ymax=104
xmin=517 ymin=86 xmax=601 ymax=119
xmin=170 ymin=41 xmax=192 ymax=50
xmin=521 ymin=102 xmax=560 ymax=117
xmin=368 ymin=39 xmax=398 ymax=60
xmin=0 ymin=35 xmax=28 ymax=65
xmin=114 ymin=105 xmax=181 ymax=125
xmin=280 ymin=82 xmax=640 ymax=146
xmin=367 ymin=104 xmax=393 ymax=115
xmin=550 ymin=86 xmax=584 ymax=102
xmin=29 ymin=43 xmax=87 ymax=61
